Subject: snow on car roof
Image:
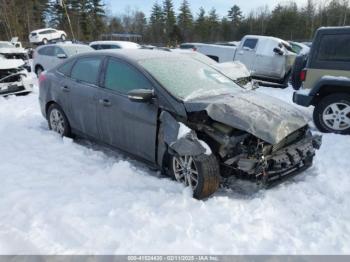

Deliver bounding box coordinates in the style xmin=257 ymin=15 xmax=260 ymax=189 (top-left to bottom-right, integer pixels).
xmin=90 ymin=41 xmax=140 ymax=49
xmin=97 ymin=49 xmax=188 ymax=62
xmin=30 ymin=28 xmax=57 ymax=33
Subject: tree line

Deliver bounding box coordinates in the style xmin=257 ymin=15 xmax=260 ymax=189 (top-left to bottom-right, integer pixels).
xmin=0 ymin=0 xmax=349 ymax=45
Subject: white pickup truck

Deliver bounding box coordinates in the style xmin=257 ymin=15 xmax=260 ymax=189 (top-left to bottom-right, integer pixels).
xmin=181 ymin=35 xmax=297 ymax=86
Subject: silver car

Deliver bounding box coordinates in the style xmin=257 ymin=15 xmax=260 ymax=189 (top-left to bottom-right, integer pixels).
xmin=33 ymin=43 xmax=93 ymax=76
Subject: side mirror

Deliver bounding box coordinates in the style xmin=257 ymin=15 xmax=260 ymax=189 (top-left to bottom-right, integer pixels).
xmin=128 ymin=89 xmax=155 ymax=103
xmin=57 ymin=53 xmax=67 ymax=59
xmin=273 ymin=47 xmax=284 ymax=56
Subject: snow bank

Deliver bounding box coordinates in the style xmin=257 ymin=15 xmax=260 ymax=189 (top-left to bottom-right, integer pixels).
xmin=0 ymin=85 xmax=349 ymax=254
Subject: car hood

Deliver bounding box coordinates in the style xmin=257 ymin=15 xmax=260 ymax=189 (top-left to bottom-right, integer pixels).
xmin=0 ymin=58 xmax=25 ymax=70
xmin=184 ymin=90 xmax=308 ymax=145
xmin=0 ymin=47 xmax=26 ymax=54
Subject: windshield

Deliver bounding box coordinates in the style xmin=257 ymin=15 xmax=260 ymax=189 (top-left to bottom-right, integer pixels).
xmin=0 ymin=43 xmax=14 ymax=48
xmin=139 ymin=57 xmax=240 ymax=100
xmin=64 ymin=45 xmax=93 ymax=56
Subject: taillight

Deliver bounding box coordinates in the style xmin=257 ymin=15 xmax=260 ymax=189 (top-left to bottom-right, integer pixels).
xmin=39 ymin=73 xmax=46 ymax=85
xmin=300 ymin=69 xmax=307 ymax=82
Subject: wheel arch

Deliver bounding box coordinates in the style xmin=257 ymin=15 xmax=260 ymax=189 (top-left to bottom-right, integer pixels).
xmin=310 ymin=78 xmax=350 ymax=105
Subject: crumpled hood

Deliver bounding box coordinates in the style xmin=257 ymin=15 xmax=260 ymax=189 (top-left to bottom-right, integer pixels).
xmin=0 ymin=47 xmax=26 ymax=54
xmin=0 ymin=58 xmax=25 ymax=70
xmin=184 ymin=90 xmax=308 ymax=145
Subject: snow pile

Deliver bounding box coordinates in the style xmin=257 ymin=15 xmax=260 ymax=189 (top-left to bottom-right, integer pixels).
xmin=0 ymin=85 xmax=349 ymax=254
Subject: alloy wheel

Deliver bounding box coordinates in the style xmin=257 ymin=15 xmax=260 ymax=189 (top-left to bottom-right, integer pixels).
xmin=322 ymin=102 xmax=350 ymax=131
xmin=172 ymin=155 xmax=199 ymax=190
xmin=49 ymin=108 xmax=65 ymax=135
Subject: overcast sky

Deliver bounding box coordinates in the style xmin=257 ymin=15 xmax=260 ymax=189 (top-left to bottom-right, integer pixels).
xmin=106 ymin=0 xmax=308 ymax=17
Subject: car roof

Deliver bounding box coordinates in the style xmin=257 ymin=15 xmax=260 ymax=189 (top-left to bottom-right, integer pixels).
xmin=31 ymin=28 xmax=57 ymax=33
xmin=37 ymin=43 xmax=89 ymax=49
xmin=89 ymin=41 xmax=140 ymax=48
xmin=71 ymin=49 xmax=188 ymax=63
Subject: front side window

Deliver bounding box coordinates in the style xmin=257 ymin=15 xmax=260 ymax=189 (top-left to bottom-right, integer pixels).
xmin=317 ymin=34 xmax=350 ymax=62
xmin=54 ymin=47 xmax=66 ymax=56
xmin=71 ymin=57 xmax=102 ymax=85
xmin=57 ymin=59 xmax=75 ymax=76
xmin=139 ymin=57 xmax=240 ymax=100
xmin=243 ymin=39 xmax=258 ymax=50
xmin=104 ymin=58 xmax=151 ymax=94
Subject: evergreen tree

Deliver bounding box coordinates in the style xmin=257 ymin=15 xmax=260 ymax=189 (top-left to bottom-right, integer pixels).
xmin=207 ymin=8 xmax=220 ymax=41
xmin=228 ymin=4 xmax=243 ymax=39
xmin=194 ymin=7 xmax=209 ymax=41
xmin=177 ymin=0 xmax=193 ymax=42
xmin=150 ymin=2 xmax=165 ymax=44
xmin=163 ymin=0 xmax=177 ymax=44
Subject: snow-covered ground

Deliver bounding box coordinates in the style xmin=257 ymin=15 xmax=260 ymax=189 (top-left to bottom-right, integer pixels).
xmin=0 ymin=80 xmax=350 ymax=254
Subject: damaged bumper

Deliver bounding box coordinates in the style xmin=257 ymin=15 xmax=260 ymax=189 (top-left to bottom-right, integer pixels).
xmin=260 ymin=134 xmax=322 ymax=187
xmin=0 ymin=72 xmax=33 ymax=96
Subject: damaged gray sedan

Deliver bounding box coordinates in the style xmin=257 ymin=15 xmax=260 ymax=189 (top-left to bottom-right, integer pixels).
xmin=39 ymin=50 xmax=322 ymax=199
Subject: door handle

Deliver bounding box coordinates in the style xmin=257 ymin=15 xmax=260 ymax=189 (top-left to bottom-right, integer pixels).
xmin=61 ymin=86 xmax=70 ymax=92
xmin=99 ymin=99 xmax=112 ymax=107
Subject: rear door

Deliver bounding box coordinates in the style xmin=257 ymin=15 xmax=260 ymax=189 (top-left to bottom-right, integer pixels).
xmin=96 ymin=57 xmax=158 ymax=162
xmin=234 ymin=38 xmax=258 ymax=72
xmin=37 ymin=46 xmax=55 ymax=70
xmin=62 ymin=56 xmax=103 ymax=138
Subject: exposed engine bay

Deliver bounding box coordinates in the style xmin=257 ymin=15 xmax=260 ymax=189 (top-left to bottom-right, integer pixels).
xmin=160 ymin=110 xmax=322 ymax=187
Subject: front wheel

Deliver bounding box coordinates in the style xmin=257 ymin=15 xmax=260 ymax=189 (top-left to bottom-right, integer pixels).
xmin=170 ymin=154 xmax=220 ymax=199
xmin=61 ymin=34 xmax=66 ymax=41
xmin=313 ymin=93 xmax=350 ymax=134
xmin=47 ymin=104 xmax=72 ymax=137
xmin=42 ymin=38 xmax=48 ymax=45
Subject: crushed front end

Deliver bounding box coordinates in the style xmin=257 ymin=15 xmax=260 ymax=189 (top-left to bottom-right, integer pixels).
xmin=193 ymin=119 xmax=322 ymax=187
xmin=0 ymin=66 xmax=32 ymax=96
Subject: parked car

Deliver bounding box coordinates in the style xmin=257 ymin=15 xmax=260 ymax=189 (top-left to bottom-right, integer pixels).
xmin=293 ymin=26 xmax=350 ymax=134
xmin=183 ymin=35 xmax=297 ymax=87
xmin=289 ymin=41 xmax=310 ymax=55
xmin=39 ymin=49 xmax=321 ymax=199
xmin=0 ymin=57 xmax=33 ymax=96
xmin=29 ymin=28 xmax=67 ymax=45
xmin=90 ymin=41 xmax=140 ymax=50
xmin=33 ymin=43 xmax=93 ymax=76
xmin=0 ymin=41 xmax=31 ymax=72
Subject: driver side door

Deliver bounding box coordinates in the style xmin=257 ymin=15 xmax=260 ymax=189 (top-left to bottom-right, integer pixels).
xmin=96 ymin=57 xmax=158 ymax=163
xmin=235 ymin=38 xmax=258 ymax=73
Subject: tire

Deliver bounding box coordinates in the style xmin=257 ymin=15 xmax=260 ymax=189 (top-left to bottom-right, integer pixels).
xmin=47 ymin=103 xmax=72 ymax=137
xmin=313 ymin=93 xmax=350 ymax=134
xmin=169 ymin=154 xmax=220 ymax=199
xmin=35 ymin=66 xmax=44 ymax=77
xmin=61 ymin=34 xmax=66 ymax=41
xmin=291 ymin=54 xmax=307 ymax=90
xmin=42 ymin=38 xmax=48 ymax=45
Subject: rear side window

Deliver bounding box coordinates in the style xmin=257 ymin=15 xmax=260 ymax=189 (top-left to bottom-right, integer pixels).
xmin=243 ymin=39 xmax=258 ymax=50
xmin=38 ymin=46 xmax=54 ymax=56
xmin=90 ymin=45 xmax=100 ymax=50
xmin=71 ymin=57 xmax=102 ymax=85
xmin=57 ymin=59 xmax=75 ymax=76
xmin=317 ymin=34 xmax=350 ymax=62
xmin=100 ymin=44 xmax=120 ymax=49
xmin=104 ymin=58 xmax=151 ymax=94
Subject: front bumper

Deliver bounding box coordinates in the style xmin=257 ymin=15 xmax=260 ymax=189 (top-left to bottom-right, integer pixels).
xmin=293 ymin=91 xmax=313 ymax=107
xmin=0 ymin=74 xmax=33 ymax=96
xmin=261 ymin=134 xmax=322 ymax=187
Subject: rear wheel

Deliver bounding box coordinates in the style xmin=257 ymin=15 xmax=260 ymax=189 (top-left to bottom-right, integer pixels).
xmin=47 ymin=104 xmax=72 ymax=137
xmin=42 ymin=38 xmax=48 ymax=45
xmin=61 ymin=34 xmax=66 ymax=41
xmin=170 ymin=154 xmax=220 ymax=199
xmin=35 ymin=65 xmax=44 ymax=77
xmin=313 ymin=93 xmax=350 ymax=134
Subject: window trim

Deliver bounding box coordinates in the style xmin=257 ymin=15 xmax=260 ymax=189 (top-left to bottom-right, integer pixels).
xmin=101 ymin=56 xmax=154 ymax=97
xmin=242 ymin=38 xmax=258 ymax=50
xmin=70 ymin=55 xmax=104 ymax=87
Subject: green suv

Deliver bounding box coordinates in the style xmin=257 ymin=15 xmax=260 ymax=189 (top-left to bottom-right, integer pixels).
xmin=293 ymin=26 xmax=350 ymax=134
